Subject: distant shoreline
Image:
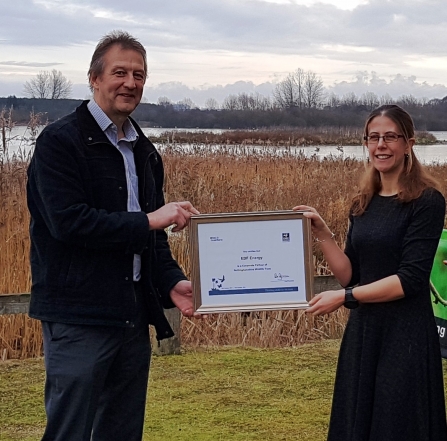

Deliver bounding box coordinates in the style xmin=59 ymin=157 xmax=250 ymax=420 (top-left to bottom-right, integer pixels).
xmin=8 ymin=125 xmax=447 ymax=146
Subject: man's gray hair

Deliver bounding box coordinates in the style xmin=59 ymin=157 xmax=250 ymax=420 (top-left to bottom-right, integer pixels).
xmin=88 ymin=30 xmax=147 ymax=91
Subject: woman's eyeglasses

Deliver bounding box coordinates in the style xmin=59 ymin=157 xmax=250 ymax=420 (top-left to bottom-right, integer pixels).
xmin=364 ymin=134 xmax=405 ymax=144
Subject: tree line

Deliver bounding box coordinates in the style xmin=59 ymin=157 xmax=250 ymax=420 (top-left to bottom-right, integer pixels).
xmin=2 ymin=66 xmax=447 ymax=130
xmin=3 ymin=93 xmax=446 ymax=131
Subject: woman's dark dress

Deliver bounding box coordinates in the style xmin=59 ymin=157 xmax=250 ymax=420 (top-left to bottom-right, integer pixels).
xmin=327 ymin=189 xmax=447 ymax=441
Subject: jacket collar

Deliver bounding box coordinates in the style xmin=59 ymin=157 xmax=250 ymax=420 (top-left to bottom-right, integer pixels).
xmin=76 ymin=100 xmax=111 ymax=146
xmin=75 ymin=100 xmax=157 ymax=161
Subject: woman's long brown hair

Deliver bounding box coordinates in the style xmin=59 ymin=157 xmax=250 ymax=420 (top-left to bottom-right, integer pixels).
xmin=352 ymin=105 xmax=441 ymax=216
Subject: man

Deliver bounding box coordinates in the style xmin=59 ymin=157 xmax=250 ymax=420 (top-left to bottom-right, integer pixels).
xmin=27 ymin=30 xmax=200 ymax=441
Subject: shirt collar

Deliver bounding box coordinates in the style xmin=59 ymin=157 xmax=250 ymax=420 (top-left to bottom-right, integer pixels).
xmin=87 ymin=99 xmax=139 ymax=143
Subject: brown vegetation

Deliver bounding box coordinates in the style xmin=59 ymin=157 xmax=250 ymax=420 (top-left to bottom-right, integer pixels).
xmin=1 ymin=128 xmax=446 ymax=359
xmin=153 ymin=127 xmax=438 ymax=146
xmin=0 ymin=108 xmax=36 ymax=295
xmin=0 ymin=314 xmax=42 ymax=360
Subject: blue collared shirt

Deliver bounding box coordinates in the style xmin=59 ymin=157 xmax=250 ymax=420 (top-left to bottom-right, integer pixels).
xmin=87 ymin=99 xmax=142 ymax=281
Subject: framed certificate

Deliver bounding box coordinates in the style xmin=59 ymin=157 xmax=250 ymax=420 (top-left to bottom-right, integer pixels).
xmin=189 ymin=210 xmax=313 ymax=313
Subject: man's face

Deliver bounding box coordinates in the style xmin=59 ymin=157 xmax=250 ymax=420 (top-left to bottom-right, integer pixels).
xmin=90 ymin=44 xmax=146 ymax=122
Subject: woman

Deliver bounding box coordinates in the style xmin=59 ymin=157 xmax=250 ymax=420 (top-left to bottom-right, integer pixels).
xmin=295 ymin=105 xmax=447 ymax=440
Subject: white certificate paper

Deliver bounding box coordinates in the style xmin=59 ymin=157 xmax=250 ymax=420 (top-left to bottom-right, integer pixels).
xmin=189 ymin=211 xmax=313 ymax=313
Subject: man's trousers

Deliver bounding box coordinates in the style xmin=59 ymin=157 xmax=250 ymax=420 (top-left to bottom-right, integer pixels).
xmin=40 ymin=300 xmax=151 ymax=441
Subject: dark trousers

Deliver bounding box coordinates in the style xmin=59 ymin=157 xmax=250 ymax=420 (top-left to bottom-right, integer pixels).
xmin=40 ymin=291 xmax=151 ymax=441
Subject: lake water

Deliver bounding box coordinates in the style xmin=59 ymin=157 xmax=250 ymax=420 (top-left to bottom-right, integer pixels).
xmin=296 ymin=143 xmax=447 ymax=165
xmin=3 ymin=126 xmax=447 ymax=164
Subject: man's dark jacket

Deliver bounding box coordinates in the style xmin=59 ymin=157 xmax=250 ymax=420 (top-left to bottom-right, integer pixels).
xmin=27 ymin=100 xmax=185 ymax=339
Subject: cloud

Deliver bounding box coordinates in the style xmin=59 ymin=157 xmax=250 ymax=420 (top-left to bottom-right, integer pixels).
xmin=143 ymin=80 xmax=275 ymax=107
xmin=0 ymin=61 xmax=62 ymax=68
xmin=328 ymin=71 xmax=447 ymax=101
xmin=141 ymin=72 xmax=447 ymax=107
xmin=0 ymin=0 xmax=447 ymax=101
xmin=2 ymin=0 xmax=446 ymax=56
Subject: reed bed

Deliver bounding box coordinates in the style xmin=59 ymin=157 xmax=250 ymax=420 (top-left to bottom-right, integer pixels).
xmin=179 ymin=309 xmax=348 ymax=348
xmin=163 ymin=143 xmax=447 ymax=349
xmin=1 ymin=128 xmax=446 ymax=359
xmin=0 ymin=314 xmax=43 ymax=360
xmin=154 ymin=127 xmax=438 ymax=146
xmin=0 ymin=108 xmax=37 ymax=296
xmin=162 ymin=144 xmax=366 ymax=274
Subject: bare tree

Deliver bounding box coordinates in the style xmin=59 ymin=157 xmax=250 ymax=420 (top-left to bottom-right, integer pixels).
xmin=341 ymin=92 xmax=359 ymax=107
xmin=176 ymin=98 xmax=196 ymax=111
xmin=157 ymin=96 xmax=172 ymax=107
xmin=49 ymin=70 xmax=72 ymax=99
xmin=24 ymin=70 xmax=72 ymax=99
xmin=397 ymin=94 xmax=419 ymax=107
xmin=236 ymin=93 xmax=251 ymax=111
xmin=250 ymin=93 xmax=273 ymax=111
xmin=303 ymin=71 xmax=324 ymax=108
xmin=204 ymin=98 xmax=220 ymax=110
xmin=360 ymin=91 xmax=379 ymax=110
xmin=379 ymin=93 xmax=394 ymax=106
xmin=427 ymin=98 xmax=442 ymax=107
xmin=274 ymin=69 xmax=305 ymax=109
xmin=274 ymin=68 xmax=324 ymax=109
xmin=326 ymin=92 xmax=341 ymax=108
xmin=274 ymin=74 xmax=294 ymax=108
xmin=24 ymin=72 xmax=50 ymax=99
xmin=294 ymin=68 xmax=306 ymax=108
xmin=235 ymin=93 xmax=261 ymax=111
xmin=222 ymin=94 xmax=239 ymax=110
xmin=221 ymin=93 xmax=273 ymax=111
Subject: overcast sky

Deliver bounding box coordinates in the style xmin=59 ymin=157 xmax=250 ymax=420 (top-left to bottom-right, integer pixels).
xmin=1 ymin=0 xmax=447 ymax=106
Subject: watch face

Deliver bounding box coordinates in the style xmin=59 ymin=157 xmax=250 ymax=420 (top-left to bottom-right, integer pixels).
xmin=344 ymin=290 xmax=359 ymax=309
xmin=344 ymin=300 xmax=358 ymax=309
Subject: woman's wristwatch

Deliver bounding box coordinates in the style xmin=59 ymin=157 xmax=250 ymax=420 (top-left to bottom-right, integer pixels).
xmin=344 ymin=288 xmax=359 ymax=309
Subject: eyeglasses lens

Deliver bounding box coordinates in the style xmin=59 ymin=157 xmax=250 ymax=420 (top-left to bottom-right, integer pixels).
xmin=367 ymin=134 xmax=399 ymax=143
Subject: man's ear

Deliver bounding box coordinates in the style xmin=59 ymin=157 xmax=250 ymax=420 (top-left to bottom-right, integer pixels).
xmin=89 ymin=73 xmax=99 ymax=91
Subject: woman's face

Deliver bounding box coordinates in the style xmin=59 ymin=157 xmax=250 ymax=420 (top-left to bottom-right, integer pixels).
xmin=365 ymin=115 xmax=414 ymax=178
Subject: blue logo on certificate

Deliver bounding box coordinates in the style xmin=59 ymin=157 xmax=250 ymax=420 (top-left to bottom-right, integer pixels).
xmin=282 ymin=233 xmax=290 ymax=242
xmin=211 ymin=276 xmax=225 ymax=289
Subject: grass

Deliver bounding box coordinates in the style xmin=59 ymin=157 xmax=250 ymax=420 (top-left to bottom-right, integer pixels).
xmin=0 ymin=341 xmax=340 ymax=441
xmin=2 ymin=340 xmax=447 ymax=440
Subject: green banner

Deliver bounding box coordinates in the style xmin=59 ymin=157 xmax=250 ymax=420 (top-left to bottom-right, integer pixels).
xmin=430 ymin=229 xmax=447 ymax=358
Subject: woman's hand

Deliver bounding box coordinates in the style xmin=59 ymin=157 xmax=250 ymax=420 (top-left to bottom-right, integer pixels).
xmin=306 ymin=289 xmax=345 ymax=316
xmin=294 ymin=205 xmax=353 ymax=287
xmin=292 ymin=205 xmax=334 ymax=242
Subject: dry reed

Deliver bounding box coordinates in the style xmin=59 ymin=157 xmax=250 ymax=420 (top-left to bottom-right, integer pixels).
xmin=163 ymin=143 xmax=447 ymax=348
xmin=0 ymin=313 xmax=43 ymax=360
xmin=0 ymin=108 xmax=41 ymax=296
xmin=1 ymin=128 xmax=446 ymax=359
xmin=154 ymin=127 xmax=438 ymax=146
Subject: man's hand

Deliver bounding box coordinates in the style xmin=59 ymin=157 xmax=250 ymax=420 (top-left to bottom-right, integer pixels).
xmin=170 ymin=280 xmax=204 ymax=319
xmin=147 ymin=201 xmax=200 ymax=232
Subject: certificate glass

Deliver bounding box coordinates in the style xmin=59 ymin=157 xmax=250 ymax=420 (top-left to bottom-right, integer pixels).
xmin=189 ymin=211 xmax=313 ymax=313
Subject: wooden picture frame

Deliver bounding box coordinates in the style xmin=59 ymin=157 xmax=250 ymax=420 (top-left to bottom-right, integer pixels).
xmin=189 ymin=210 xmax=313 ymax=314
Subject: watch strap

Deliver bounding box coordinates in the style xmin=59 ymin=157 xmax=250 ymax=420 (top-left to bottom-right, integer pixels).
xmin=344 ymin=287 xmax=359 ymax=309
